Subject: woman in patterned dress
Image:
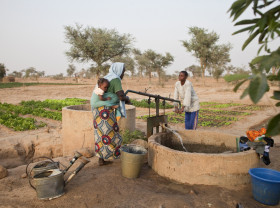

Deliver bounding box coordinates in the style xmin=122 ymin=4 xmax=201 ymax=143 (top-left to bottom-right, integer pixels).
xmin=91 ymin=62 xmax=130 ymax=165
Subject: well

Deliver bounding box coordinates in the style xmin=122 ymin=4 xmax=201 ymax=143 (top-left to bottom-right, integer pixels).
xmin=62 ymin=104 xmax=136 ymax=156
xmin=148 ymin=130 xmax=260 ymax=186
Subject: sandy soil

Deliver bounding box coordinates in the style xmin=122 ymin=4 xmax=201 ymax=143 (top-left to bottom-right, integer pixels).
xmin=0 ymin=77 xmax=279 ymax=208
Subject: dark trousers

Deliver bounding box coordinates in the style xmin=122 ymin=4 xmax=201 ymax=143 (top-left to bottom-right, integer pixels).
xmin=185 ymin=111 xmax=199 ymax=130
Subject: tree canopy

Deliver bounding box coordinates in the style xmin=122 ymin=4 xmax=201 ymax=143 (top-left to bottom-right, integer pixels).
xmin=0 ymin=63 xmax=7 ymax=79
xmin=229 ymin=0 xmax=280 ymax=136
xmin=111 ymin=55 xmax=136 ymax=76
xmin=133 ymin=49 xmax=150 ymax=77
xmin=143 ymin=49 xmax=174 ymax=84
xmin=64 ymin=24 xmax=134 ymax=78
xmin=185 ymin=65 xmax=202 ymax=78
xmin=67 ymin=64 xmax=76 ymax=77
xmin=182 ymin=27 xmax=231 ymax=78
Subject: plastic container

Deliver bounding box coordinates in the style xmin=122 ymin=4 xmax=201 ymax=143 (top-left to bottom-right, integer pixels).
xmin=249 ymin=168 xmax=280 ymax=206
xmin=120 ymin=145 xmax=147 ymax=179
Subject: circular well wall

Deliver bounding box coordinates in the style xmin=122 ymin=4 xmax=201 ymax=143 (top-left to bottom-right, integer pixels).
xmin=148 ymin=130 xmax=259 ymax=186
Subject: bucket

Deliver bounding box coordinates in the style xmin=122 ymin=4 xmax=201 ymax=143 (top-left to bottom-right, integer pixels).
xmin=249 ymin=168 xmax=280 ymax=206
xmin=120 ymin=145 xmax=147 ymax=179
xmin=33 ymin=169 xmax=65 ymax=200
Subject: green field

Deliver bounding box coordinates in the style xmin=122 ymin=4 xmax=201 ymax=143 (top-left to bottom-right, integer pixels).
xmin=0 ymin=82 xmax=85 ymax=89
xmin=137 ymin=102 xmax=267 ymax=127
xmin=0 ymin=98 xmax=87 ymax=131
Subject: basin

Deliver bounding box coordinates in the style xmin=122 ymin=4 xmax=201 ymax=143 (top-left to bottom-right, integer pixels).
xmin=148 ymin=130 xmax=259 ymax=186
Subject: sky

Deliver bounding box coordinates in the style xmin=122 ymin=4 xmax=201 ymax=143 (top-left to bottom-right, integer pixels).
xmin=0 ymin=0 xmax=279 ymax=76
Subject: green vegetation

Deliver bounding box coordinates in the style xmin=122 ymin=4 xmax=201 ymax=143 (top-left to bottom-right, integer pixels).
xmin=131 ymin=99 xmax=173 ymax=109
xmin=267 ymin=75 xmax=280 ymax=82
xmin=0 ymin=98 xmax=87 ymax=131
xmin=200 ymin=109 xmax=250 ymax=116
xmin=120 ymin=130 xmax=147 ymax=145
xmin=229 ymin=0 xmax=280 ymax=136
xmin=223 ymin=74 xmax=250 ymax=83
xmin=20 ymin=98 xmax=87 ymax=111
xmin=200 ymin=102 xmax=242 ymax=108
xmin=0 ymin=110 xmax=45 ymax=131
xmin=0 ymin=63 xmax=7 ymax=79
xmin=64 ymin=24 xmax=133 ymax=78
xmin=181 ymin=27 xmax=231 ymax=79
xmin=236 ymin=105 xmax=267 ymax=111
xmin=0 ymin=82 xmax=85 ymax=89
xmin=137 ymin=102 xmax=265 ymax=127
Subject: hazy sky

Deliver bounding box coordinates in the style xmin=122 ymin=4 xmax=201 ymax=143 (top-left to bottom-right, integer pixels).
xmin=0 ymin=0 xmax=278 ymax=75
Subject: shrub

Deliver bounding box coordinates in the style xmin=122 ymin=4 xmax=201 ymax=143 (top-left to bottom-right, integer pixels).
xmin=120 ymin=130 xmax=147 ymax=144
xmin=224 ymin=74 xmax=250 ymax=83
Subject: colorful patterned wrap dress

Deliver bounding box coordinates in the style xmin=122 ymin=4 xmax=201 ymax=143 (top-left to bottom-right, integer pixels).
xmin=92 ymin=106 xmax=122 ymax=159
xmin=91 ymin=63 xmax=125 ymax=159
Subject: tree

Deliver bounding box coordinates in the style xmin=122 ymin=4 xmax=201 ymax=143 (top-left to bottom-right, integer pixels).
xmin=185 ymin=65 xmax=202 ymax=78
xmin=22 ymin=67 xmax=37 ymax=78
xmin=10 ymin=71 xmax=23 ymax=78
xmin=67 ymin=64 xmax=76 ymax=77
xmin=229 ymin=0 xmax=280 ymax=136
xmin=0 ymin=63 xmax=7 ymax=79
xmin=212 ymin=67 xmax=224 ymax=81
xmin=111 ymin=55 xmax=135 ymax=76
xmin=234 ymin=66 xmax=250 ymax=75
xmin=133 ymin=49 xmax=150 ymax=77
xmin=143 ymin=49 xmax=174 ymax=84
xmin=64 ymin=24 xmax=134 ymax=78
xmin=225 ymin=65 xmax=236 ymax=75
xmin=37 ymin=71 xmax=45 ymax=77
xmin=182 ymin=27 xmax=231 ymax=78
xmin=208 ymin=44 xmax=232 ymax=76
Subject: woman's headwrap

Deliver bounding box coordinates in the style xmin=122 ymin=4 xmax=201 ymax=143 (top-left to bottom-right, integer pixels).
xmin=104 ymin=62 xmax=125 ymax=81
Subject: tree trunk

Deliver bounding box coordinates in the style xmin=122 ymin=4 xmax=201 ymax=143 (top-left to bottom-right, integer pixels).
xmin=96 ymin=63 xmax=102 ymax=80
xmin=200 ymin=58 xmax=206 ymax=86
xmin=157 ymin=69 xmax=161 ymax=85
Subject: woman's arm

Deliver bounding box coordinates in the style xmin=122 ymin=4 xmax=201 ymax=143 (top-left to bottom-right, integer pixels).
xmin=116 ymin=90 xmax=130 ymax=104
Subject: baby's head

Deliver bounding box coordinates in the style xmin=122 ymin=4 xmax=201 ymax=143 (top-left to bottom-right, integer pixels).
xmin=97 ymin=78 xmax=110 ymax=92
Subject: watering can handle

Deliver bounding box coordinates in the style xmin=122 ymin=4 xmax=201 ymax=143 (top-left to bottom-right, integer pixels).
xmin=25 ymin=157 xmax=55 ymax=190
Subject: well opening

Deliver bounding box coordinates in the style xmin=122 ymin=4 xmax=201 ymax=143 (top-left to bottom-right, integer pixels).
xmin=163 ymin=141 xmax=233 ymax=153
xmin=148 ymin=130 xmax=260 ymax=186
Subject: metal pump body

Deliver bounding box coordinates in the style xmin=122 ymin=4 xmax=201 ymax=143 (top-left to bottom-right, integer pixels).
xmin=125 ymin=90 xmax=181 ymax=138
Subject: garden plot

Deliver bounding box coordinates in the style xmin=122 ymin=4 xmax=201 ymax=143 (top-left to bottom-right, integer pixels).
xmin=137 ymin=101 xmax=267 ymax=127
xmin=0 ymin=98 xmax=87 ymax=131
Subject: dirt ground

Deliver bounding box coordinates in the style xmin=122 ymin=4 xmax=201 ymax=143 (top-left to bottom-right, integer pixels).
xmin=0 ymin=77 xmax=279 ymax=208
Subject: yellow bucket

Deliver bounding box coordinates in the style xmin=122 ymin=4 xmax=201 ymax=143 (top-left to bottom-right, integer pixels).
xmin=120 ymin=145 xmax=147 ymax=179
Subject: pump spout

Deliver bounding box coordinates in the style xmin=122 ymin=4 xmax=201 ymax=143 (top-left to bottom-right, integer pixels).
xmin=65 ymin=156 xmax=90 ymax=185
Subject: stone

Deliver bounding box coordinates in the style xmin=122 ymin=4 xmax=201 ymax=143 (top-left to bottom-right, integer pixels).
xmin=21 ymin=173 xmax=27 ymax=178
xmin=189 ymin=189 xmax=197 ymax=195
xmin=0 ymin=165 xmax=8 ymax=179
xmin=77 ymin=148 xmax=95 ymax=158
xmin=131 ymin=139 xmax=148 ymax=149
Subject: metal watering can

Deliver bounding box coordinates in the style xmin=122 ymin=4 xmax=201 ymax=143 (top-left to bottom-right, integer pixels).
xmin=26 ymin=152 xmax=90 ymax=200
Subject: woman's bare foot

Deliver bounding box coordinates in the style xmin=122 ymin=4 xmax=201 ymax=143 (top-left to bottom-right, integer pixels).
xmin=98 ymin=158 xmax=111 ymax=166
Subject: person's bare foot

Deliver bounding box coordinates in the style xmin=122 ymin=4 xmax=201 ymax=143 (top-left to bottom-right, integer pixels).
xmin=98 ymin=158 xmax=112 ymax=166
